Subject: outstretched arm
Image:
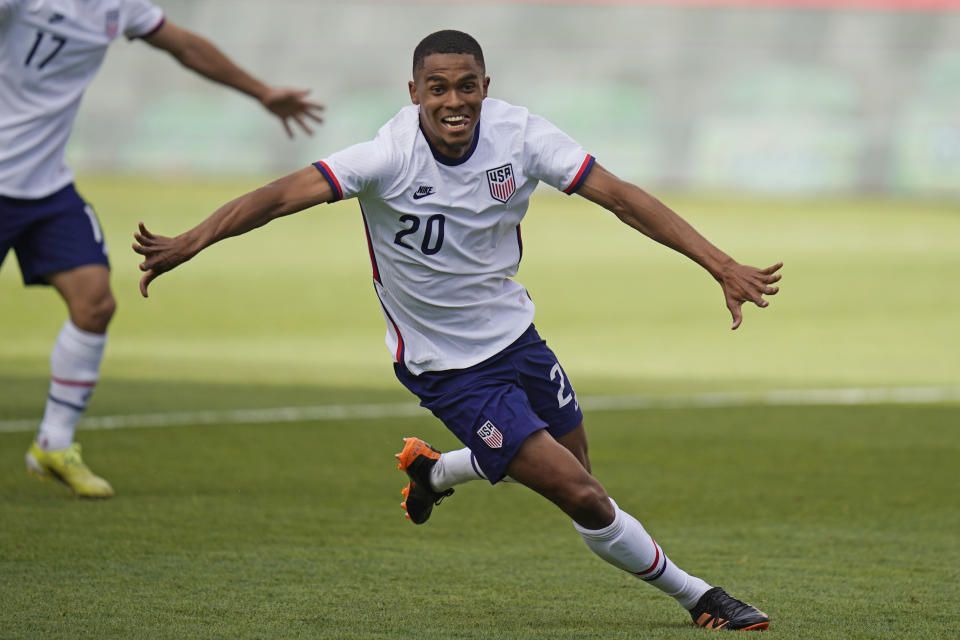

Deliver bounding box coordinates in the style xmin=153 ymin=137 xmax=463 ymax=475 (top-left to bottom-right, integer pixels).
xmin=576 ymin=163 xmax=782 ymax=330
xmin=133 ymin=166 xmax=334 ymax=297
xmin=142 ymin=21 xmax=324 ymax=137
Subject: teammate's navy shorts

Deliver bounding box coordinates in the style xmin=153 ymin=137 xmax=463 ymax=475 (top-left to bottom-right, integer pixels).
xmin=0 ymin=183 xmax=110 ymax=286
xmin=394 ymin=324 xmax=583 ymax=483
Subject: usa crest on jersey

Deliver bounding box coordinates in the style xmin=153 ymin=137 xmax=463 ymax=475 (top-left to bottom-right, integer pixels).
xmin=486 ymin=163 xmax=516 ymax=203
xmin=105 ymin=10 xmax=120 ymax=37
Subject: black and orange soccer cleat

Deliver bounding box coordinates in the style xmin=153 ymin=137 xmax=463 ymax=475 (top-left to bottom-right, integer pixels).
xmin=395 ymin=437 xmax=453 ymax=525
xmin=689 ymin=587 xmax=770 ymax=631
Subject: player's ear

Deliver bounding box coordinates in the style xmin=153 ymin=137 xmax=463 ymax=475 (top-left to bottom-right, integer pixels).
xmin=482 ymin=76 xmax=490 ymax=98
xmin=408 ymin=80 xmax=420 ymax=105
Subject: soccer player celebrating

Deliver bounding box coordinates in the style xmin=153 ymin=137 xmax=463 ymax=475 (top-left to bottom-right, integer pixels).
xmin=134 ymin=30 xmax=780 ymax=630
xmin=1 ymin=0 xmax=324 ymax=498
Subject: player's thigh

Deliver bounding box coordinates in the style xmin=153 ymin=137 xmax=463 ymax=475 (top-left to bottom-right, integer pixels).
xmin=513 ymin=332 xmax=583 ymax=439
xmin=47 ymin=263 xmax=112 ymax=305
xmin=12 ymin=184 xmax=110 ymax=287
xmin=506 ymin=428 xmax=612 ymax=527
xmin=445 ymin=382 xmax=549 ymax=484
xmin=506 ymin=428 xmax=590 ymax=493
xmin=47 ymin=264 xmax=115 ymax=332
xmin=555 ymin=422 xmax=591 ymax=472
xmin=395 ymin=364 xmax=549 ymax=484
xmin=0 ymin=193 xmax=38 ymax=272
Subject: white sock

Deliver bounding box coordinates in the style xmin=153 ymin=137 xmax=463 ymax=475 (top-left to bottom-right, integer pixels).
xmin=430 ymin=447 xmax=486 ymax=491
xmin=37 ymin=320 xmax=106 ymax=451
xmin=574 ymin=498 xmax=711 ymax=610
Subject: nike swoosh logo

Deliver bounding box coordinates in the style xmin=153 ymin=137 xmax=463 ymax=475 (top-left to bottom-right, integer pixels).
xmin=413 ymin=189 xmax=435 ymax=200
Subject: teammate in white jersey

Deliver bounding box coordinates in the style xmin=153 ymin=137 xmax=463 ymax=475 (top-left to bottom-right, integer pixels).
xmin=1 ymin=0 xmax=324 ymax=498
xmin=134 ymin=31 xmax=781 ymax=631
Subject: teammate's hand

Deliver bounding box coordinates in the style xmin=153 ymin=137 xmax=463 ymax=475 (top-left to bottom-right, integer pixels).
xmin=132 ymin=222 xmax=195 ymax=298
xmin=718 ymin=261 xmax=783 ymax=330
xmin=260 ymin=87 xmax=325 ymax=138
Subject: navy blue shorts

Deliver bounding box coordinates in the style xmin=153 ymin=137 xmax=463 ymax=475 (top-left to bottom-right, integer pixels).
xmin=394 ymin=324 xmax=583 ymax=483
xmin=0 ymin=183 xmax=110 ymax=285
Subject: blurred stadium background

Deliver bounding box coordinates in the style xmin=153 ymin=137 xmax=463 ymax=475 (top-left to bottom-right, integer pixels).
xmin=3 ymin=0 xmax=959 ymax=414
xmin=71 ymin=0 xmax=960 ymax=196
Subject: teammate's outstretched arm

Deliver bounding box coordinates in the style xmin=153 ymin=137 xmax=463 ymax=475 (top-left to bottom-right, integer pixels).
xmin=142 ymin=21 xmax=324 ymax=137
xmin=576 ymin=163 xmax=782 ymax=329
xmin=133 ymin=166 xmax=333 ymax=297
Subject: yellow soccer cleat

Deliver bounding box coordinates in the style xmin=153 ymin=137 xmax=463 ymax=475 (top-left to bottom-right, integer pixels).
xmin=25 ymin=441 xmax=114 ymax=498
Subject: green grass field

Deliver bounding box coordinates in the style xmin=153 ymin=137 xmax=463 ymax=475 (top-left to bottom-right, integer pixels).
xmin=1 ymin=177 xmax=958 ymax=638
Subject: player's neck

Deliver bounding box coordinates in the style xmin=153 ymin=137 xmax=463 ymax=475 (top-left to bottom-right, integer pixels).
xmin=418 ymin=118 xmax=481 ymax=166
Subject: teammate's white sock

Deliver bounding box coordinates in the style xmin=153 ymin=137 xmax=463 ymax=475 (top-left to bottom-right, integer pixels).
xmin=430 ymin=447 xmax=486 ymax=491
xmin=36 ymin=320 xmax=106 ymax=451
xmin=574 ymin=498 xmax=711 ymax=610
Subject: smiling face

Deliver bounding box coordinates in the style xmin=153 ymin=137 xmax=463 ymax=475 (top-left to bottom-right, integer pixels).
xmin=409 ymin=53 xmax=489 ymax=159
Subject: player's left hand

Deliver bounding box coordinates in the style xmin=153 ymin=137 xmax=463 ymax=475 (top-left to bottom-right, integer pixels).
xmin=718 ymin=261 xmax=783 ymax=330
xmin=260 ymin=87 xmax=325 ymax=137
xmin=132 ymin=222 xmax=197 ymax=298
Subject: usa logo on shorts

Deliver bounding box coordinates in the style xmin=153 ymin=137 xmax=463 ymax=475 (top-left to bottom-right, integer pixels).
xmin=477 ymin=421 xmax=503 ymax=448
xmin=486 ymin=163 xmax=516 ymax=203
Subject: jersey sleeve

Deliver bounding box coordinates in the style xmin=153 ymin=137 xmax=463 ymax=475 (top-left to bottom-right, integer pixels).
xmin=119 ymin=0 xmax=164 ymax=39
xmin=313 ymin=137 xmax=399 ymax=202
xmin=524 ymin=114 xmax=595 ymax=195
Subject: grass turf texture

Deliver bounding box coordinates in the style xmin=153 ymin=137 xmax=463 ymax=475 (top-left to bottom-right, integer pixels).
xmin=1 ymin=176 xmax=959 ymax=638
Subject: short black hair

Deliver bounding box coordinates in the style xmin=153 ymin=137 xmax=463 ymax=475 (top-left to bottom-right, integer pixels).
xmin=412 ymin=30 xmax=485 ymax=77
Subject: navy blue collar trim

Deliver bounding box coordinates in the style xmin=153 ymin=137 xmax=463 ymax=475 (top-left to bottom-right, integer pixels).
xmin=419 ymin=117 xmax=481 ymax=166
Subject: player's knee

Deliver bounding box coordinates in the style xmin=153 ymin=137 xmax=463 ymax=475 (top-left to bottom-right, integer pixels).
xmin=72 ymin=292 xmax=116 ymax=333
xmin=565 ymin=481 xmax=613 ymax=528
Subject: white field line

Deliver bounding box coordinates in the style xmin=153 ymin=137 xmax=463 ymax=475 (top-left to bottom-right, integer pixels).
xmin=1 ymin=386 xmax=958 ymax=434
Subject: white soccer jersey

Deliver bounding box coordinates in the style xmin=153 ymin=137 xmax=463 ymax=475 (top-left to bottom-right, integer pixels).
xmin=0 ymin=0 xmax=163 ymax=198
xmin=316 ymin=97 xmax=595 ymax=375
